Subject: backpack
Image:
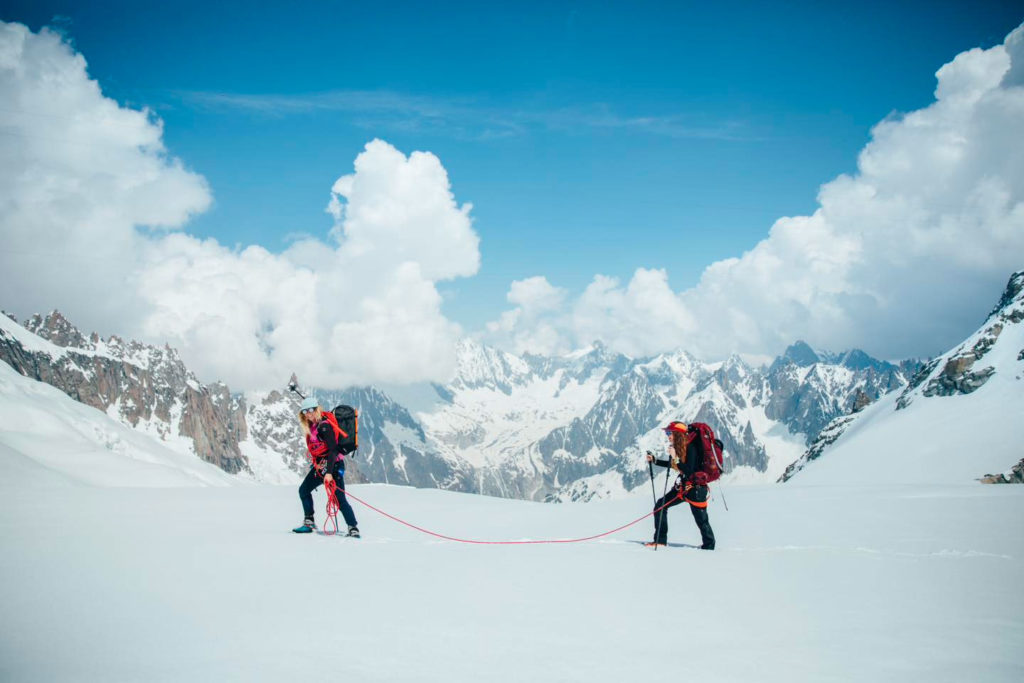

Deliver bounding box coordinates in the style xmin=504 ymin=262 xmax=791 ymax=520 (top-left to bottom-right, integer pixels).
xmin=331 ymin=405 xmax=359 ymax=455
xmin=688 ymin=423 xmax=725 ymax=484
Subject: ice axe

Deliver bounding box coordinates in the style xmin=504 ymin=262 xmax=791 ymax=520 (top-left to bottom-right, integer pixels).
xmin=287 ymin=380 xmax=306 ymax=400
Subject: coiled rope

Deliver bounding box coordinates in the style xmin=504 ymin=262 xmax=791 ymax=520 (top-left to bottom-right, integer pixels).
xmin=323 ymin=479 xmax=341 ymax=536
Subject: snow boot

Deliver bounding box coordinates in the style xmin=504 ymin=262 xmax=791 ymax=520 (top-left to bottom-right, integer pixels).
xmin=292 ymin=518 xmax=316 ymax=534
xmin=346 ymin=526 xmax=360 ymax=538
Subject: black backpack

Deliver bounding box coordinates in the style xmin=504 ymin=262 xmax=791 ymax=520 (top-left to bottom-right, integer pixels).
xmin=331 ymin=405 xmax=359 ymax=455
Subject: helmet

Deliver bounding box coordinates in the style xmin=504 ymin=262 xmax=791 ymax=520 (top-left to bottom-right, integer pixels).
xmin=663 ymin=421 xmax=688 ymax=434
xmin=300 ymin=396 xmax=320 ymax=412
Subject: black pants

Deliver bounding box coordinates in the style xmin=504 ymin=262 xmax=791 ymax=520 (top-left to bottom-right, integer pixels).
xmin=299 ymin=468 xmax=358 ymax=528
xmin=653 ymin=491 xmax=715 ymax=549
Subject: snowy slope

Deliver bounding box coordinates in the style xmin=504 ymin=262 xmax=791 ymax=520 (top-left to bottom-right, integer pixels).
xmin=0 ymin=359 xmax=238 ymax=487
xmin=785 ymin=271 xmax=1024 ymax=484
xmin=1 ymin=311 xmax=252 ymax=475
xmin=0 ymin=480 xmax=1021 ymax=681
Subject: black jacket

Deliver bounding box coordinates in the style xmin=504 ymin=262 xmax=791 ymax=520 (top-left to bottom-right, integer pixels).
xmin=651 ymin=438 xmax=703 ymax=481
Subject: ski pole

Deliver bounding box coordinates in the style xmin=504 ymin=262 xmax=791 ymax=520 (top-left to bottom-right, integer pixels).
xmin=646 ymin=452 xmax=657 ymax=504
xmin=717 ymin=480 xmax=730 ymax=512
xmin=653 ymin=452 xmax=672 ymax=552
xmin=716 ymin=444 xmax=729 ymax=511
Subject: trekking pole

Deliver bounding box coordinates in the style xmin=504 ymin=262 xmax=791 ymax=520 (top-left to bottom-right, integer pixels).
xmin=646 ymin=452 xmax=657 ymax=503
xmin=716 ymin=481 xmax=729 ymax=511
xmin=653 ymin=452 xmax=672 ymax=552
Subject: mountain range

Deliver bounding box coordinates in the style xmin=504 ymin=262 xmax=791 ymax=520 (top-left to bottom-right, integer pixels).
xmin=1 ymin=283 xmax=946 ymax=500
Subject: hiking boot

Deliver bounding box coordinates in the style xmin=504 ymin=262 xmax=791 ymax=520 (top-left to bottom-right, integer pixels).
xmin=346 ymin=526 xmax=360 ymax=538
xmin=292 ymin=518 xmax=316 ymax=534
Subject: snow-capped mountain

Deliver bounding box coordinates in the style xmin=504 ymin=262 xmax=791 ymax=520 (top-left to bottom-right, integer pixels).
xmin=780 ymin=271 xmax=1024 ymax=484
xmin=423 ymin=336 xmax=918 ymax=501
xmin=2 ymin=304 xmax=923 ymax=500
xmin=0 ymin=311 xmax=473 ymax=489
xmin=0 ymin=341 xmax=238 ymax=488
xmin=0 ymin=311 xmax=253 ymax=476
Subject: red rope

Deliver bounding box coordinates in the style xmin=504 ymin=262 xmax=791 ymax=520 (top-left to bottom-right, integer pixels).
xmin=323 ymin=479 xmax=340 ymax=536
xmin=334 ymin=488 xmax=679 ymax=545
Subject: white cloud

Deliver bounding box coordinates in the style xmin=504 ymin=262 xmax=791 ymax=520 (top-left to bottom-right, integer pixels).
xmin=0 ymin=22 xmax=479 ymax=390
xmin=0 ymin=22 xmax=211 ymax=329
xmin=131 ymin=137 xmax=481 ymax=389
xmin=489 ymin=22 xmax=1024 ymax=361
xmin=484 ymin=276 xmax=569 ymax=355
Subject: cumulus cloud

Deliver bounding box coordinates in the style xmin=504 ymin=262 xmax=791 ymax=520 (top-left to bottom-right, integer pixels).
xmin=0 ymin=21 xmax=479 ymax=390
xmin=136 ymin=138 xmax=480 ymax=389
xmin=0 ymin=21 xmax=211 ymax=328
xmin=488 ymin=22 xmax=1024 ymax=361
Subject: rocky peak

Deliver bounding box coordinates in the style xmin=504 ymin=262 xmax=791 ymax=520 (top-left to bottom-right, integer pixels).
xmin=24 ymin=311 xmax=91 ymax=350
xmin=837 ymin=349 xmax=888 ymax=371
xmin=452 ymin=338 xmax=531 ymax=392
xmin=784 ymin=340 xmax=821 ymax=367
xmin=987 ymin=270 xmax=1024 ymax=320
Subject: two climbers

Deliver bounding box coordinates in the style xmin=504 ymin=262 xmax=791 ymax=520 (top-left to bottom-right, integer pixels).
xmin=646 ymin=421 xmax=718 ymax=550
xmin=292 ymin=396 xmax=360 ymax=537
xmin=286 ymin=387 xmax=720 ymax=551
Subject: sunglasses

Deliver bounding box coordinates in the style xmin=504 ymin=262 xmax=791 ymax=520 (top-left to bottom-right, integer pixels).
xmin=301 ymin=407 xmax=319 ymax=415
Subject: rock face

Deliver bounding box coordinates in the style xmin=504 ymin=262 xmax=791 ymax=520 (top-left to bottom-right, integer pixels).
xmin=1 ymin=312 xmax=249 ymax=474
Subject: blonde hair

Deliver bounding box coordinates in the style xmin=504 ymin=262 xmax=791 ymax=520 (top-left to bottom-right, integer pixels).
xmin=298 ymin=407 xmax=324 ymax=438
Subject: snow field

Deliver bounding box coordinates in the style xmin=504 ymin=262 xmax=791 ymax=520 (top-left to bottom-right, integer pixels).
xmin=1 ymin=481 xmax=1020 ymax=682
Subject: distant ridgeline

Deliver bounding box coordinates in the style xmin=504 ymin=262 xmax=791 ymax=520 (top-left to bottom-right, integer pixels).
xmin=1 ymin=304 xmax=926 ymax=500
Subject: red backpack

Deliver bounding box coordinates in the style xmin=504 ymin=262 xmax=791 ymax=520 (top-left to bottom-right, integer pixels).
xmin=688 ymin=423 xmax=725 ymax=484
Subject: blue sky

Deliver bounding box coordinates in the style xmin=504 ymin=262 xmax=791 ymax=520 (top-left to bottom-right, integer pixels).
xmin=4 ymin=0 xmax=1023 ymax=336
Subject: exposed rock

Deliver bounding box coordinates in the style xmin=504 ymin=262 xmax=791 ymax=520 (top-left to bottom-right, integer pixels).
xmin=24 ymin=311 xmax=93 ymax=350
xmin=778 ymin=414 xmax=858 ymax=483
xmin=896 ymin=358 xmax=939 ymax=409
xmin=987 ymin=271 xmax=1024 ymax=319
xmin=980 ymin=458 xmax=1024 ymax=484
xmin=0 ymin=314 xmax=249 ymax=474
xmin=851 ymin=389 xmax=873 ymax=413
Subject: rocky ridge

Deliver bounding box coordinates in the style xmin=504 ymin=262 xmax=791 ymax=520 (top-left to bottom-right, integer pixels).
xmin=1 ymin=311 xmax=249 ymax=474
